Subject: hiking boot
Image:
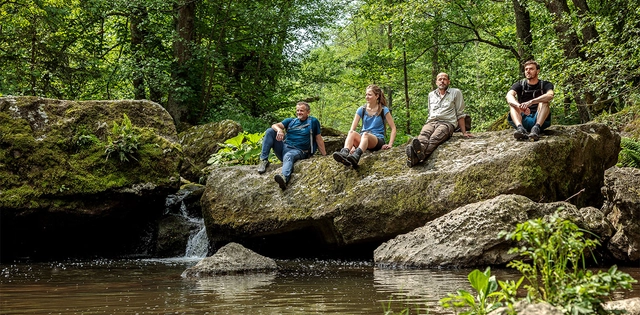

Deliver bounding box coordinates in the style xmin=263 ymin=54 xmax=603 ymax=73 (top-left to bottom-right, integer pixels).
xmin=411 ymin=138 xmax=426 ymax=161
xmin=346 ymin=148 xmax=363 ymax=166
xmin=257 ymin=159 xmax=270 ymax=174
xmin=514 ymin=125 xmax=529 ymax=141
xmin=274 ymin=174 xmax=288 ymax=190
xmin=528 ymin=125 xmax=541 ymax=141
xmin=406 ymin=144 xmax=419 ymax=167
xmin=332 ymin=148 xmax=351 ymax=166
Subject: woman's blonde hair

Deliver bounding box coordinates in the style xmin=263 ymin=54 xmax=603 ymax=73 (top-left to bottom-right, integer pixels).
xmin=366 ymin=84 xmax=387 ymax=116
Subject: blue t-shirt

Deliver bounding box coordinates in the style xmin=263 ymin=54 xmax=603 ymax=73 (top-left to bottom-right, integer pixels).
xmin=282 ymin=116 xmax=321 ymax=153
xmin=357 ymin=106 xmax=389 ymax=139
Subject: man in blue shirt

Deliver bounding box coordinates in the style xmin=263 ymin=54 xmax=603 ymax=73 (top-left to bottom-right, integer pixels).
xmin=257 ymin=102 xmax=327 ymax=190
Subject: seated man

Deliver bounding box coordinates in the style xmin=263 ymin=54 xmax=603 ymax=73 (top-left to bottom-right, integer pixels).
xmin=257 ymin=102 xmax=326 ymax=190
xmin=406 ymin=72 xmax=472 ymax=167
xmin=506 ymin=60 xmax=555 ymax=141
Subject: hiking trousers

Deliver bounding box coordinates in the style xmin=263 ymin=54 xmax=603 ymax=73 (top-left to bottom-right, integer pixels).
xmin=416 ymin=120 xmax=455 ymax=159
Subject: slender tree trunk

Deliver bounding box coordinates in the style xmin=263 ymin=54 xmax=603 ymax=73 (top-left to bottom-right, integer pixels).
xmin=166 ymin=0 xmax=196 ymax=128
xmin=512 ymin=0 xmax=533 ymax=64
xmin=130 ymin=7 xmax=147 ymax=100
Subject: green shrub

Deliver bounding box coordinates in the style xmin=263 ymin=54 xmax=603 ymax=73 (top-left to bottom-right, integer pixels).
xmin=439 ymin=267 xmax=510 ymax=315
xmin=500 ymin=212 xmax=637 ymax=314
xmin=207 ymin=132 xmax=266 ymax=166
xmin=104 ymin=114 xmax=140 ymax=162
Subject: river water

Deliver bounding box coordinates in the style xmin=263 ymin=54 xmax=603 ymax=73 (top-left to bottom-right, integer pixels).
xmin=1 ymin=259 xmax=638 ymax=315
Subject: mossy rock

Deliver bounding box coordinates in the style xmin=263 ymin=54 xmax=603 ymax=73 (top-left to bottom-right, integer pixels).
xmin=200 ymin=123 xmax=620 ymax=252
xmin=178 ymin=120 xmax=243 ymax=183
xmin=0 ymin=96 xmax=181 ymax=260
xmin=593 ymin=103 xmax=640 ymax=139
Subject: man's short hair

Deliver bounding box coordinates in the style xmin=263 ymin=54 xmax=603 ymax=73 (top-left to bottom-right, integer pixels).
xmin=296 ymin=101 xmax=310 ymax=111
xmin=524 ymin=60 xmax=540 ymax=70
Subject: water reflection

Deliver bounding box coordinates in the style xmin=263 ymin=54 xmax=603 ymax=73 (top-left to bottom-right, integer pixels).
xmin=194 ymin=272 xmax=277 ymax=300
xmin=0 ymin=259 xmax=638 ymax=315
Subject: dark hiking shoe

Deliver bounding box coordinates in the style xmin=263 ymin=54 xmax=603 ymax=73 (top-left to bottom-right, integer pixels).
xmin=514 ymin=125 xmax=529 ymax=141
xmin=529 ymin=125 xmax=541 ymax=141
xmin=257 ymin=159 xmax=270 ymax=174
xmin=411 ymin=138 xmax=426 ymax=161
xmin=406 ymin=144 xmax=419 ymax=167
xmin=274 ymin=174 xmax=287 ymax=190
xmin=346 ymin=148 xmax=363 ymax=167
xmin=332 ymin=148 xmax=351 ymax=166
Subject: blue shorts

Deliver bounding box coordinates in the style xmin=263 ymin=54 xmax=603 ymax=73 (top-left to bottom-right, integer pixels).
xmin=507 ymin=111 xmax=551 ymax=131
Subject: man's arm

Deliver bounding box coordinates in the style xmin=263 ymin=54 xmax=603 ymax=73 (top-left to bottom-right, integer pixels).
xmin=272 ymin=122 xmax=285 ymax=141
xmin=521 ymin=89 xmax=554 ymax=108
xmin=315 ymin=134 xmax=327 ymax=156
xmin=457 ymin=116 xmax=473 ymax=138
xmin=506 ymin=90 xmax=520 ymax=108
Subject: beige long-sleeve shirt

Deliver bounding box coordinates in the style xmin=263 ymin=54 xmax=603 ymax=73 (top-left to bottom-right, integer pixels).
xmin=426 ymin=88 xmax=465 ymax=127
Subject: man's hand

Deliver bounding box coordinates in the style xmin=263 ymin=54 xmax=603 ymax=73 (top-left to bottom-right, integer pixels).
xmin=276 ymin=129 xmax=285 ymax=141
xmin=462 ymin=131 xmax=473 ymax=138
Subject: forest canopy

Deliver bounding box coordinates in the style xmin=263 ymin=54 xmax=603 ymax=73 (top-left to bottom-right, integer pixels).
xmin=1 ymin=0 xmax=639 ymax=135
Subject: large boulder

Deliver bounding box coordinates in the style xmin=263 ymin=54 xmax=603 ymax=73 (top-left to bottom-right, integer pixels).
xmin=373 ymin=194 xmax=612 ymax=268
xmin=178 ymin=120 xmax=243 ymax=183
xmin=601 ymin=167 xmax=640 ymax=263
xmin=200 ymin=123 xmax=619 ymax=253
xmin=0 ymin=96 xmax=181 ymax=261
xmin=181 ymin=242 xmax=277 ymax=278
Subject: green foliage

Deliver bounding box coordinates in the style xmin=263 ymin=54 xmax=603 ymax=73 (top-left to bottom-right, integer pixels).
xmin=104 ymin=114 xmax=140 ymax=162
xmin=207 ymin=132 xmax=265 ymax=166
xmin=500 ymin=212 xmax=637 ymax=314
xmin=618 ymin=137 xmax=640 ymax=168
xmin=439 ymin=267 xmax=504 ymax=315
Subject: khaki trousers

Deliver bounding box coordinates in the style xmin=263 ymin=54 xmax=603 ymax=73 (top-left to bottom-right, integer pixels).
xmin=416 ymin=121 xmax=454 ymax=159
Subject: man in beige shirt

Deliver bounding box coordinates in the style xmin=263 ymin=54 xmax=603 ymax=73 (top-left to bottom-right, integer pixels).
xmin=406 ymin=72 xmax=472 ymax=167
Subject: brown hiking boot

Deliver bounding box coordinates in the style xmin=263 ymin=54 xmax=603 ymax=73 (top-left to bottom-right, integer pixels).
xmin=406 ymin=144 xmax=419 ymax=167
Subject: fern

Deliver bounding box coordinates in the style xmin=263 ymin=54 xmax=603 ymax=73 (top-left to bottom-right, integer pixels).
xmin=618 ymin=137 xmax=640 ymax=168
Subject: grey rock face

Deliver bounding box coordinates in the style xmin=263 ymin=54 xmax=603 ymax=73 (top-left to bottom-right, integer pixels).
xmin=373 ymin=194 xmax=611 ymax=268
xmin=602 ymin=167 xmax=640 ymax=263
xmin=182 ymin=242 xmax=277 ymax=278
xmin=201 ymin=124 xmax=619 ymax=250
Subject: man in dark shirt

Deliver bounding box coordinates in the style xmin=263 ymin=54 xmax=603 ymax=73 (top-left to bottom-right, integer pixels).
xmin=506 ymin=60 xmax=555 ymax=141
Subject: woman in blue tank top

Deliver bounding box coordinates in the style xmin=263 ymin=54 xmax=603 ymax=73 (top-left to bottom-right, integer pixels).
xmin=332 ymin=84 xmax=397 ymax=167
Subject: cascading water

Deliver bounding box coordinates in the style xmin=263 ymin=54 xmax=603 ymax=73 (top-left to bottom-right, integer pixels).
xmin=179 ymin=201 xmax=209 ymax=258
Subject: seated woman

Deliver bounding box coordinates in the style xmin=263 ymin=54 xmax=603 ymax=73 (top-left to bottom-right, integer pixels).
xmin=333 ymin=84 xmax=397 ymax=167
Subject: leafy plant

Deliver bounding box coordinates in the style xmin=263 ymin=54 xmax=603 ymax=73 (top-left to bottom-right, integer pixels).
xmin=439 ymin=267 xmax=504 ymax=315
xmin=207 ymin=132 xmax=265 ymax=166
xmin=617 ymin=137 xmax=640 ymax=168
xmin=104 ymin=114 xmax=140 ymax=162
xmin=500 ymin=212 xmax=637 ymax=314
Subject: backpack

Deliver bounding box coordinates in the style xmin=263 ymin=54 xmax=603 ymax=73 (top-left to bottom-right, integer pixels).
xmin=520 ymin=79 xmax=546 ymax=99
xmin=454 ymin=114 xmax=472 ymax=133
xmin=290 ymin=117 xmax=319 ymax=155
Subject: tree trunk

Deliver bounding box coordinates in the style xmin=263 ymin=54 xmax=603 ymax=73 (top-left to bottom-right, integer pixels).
xmin=512 ymin=0 xmax=533 ymax=63
xmin=130 ymin=7 xmax=147 ymax=100
xmin=166 ymin=0 xmax=196 ymax=128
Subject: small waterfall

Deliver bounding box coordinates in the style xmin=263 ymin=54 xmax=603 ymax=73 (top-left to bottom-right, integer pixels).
xmin=185 ymin=225 xmax=208 ymax=258
xmin=180 ymin=201 xmax=209 ymax=258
